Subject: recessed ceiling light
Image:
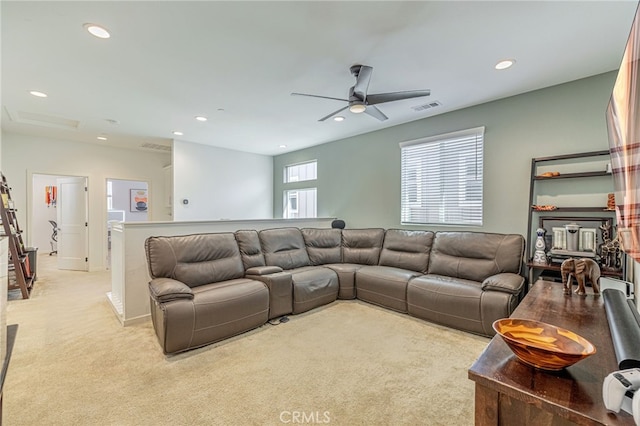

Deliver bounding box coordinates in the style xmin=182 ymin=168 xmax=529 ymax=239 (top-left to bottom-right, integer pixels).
xmin=279 ymin=145 xmax=287 ymax=149
xmin=173 ymin=131 xmax=183 ymax=136
xmin=84 ymin=23 xmax=110 ymax=39
xmin=195 ymin=116 xmax=208 ymax=122
xmin=333 ymin=116 xmax=345 ymax=122
xmin=97 ymin=136 xmax=107 ymax=141
xmin=495 ymin=59 xmax=515 ymax=70
xmin=29 ymin=90 xmax=47 ymax=98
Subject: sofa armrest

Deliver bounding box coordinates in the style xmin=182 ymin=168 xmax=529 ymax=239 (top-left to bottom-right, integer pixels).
xmin=245 ymin=271 xmax=292 ymax=319
xmin=149 ymin=278 xmax=194 ymax=303
xmin=481 ymin=273 xmax=525 ymax=295
xmin=246 ymin=265 xmax=283 ymax=276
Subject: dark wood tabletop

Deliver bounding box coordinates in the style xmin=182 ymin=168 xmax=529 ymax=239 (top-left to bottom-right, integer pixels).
xmin=468 ymin=280 xmax=636 ymax=425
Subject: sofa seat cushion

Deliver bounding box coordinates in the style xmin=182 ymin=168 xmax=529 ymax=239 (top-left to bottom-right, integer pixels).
xmin=323 ymin=263 xmax=364 ymax=300
xmin=407 ymin=274 xmax=495 ymax=336
xmin=159 ymin=278 xmax=269 ymax=354
xmin=355 ymin=266 xmax=422 ymax=313
xmin=288 ymin=266 xmax=339 ymax=314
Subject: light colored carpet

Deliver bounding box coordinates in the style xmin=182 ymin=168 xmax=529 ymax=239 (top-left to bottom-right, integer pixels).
xmin=4 ymin=255 xmax=489 ymax=425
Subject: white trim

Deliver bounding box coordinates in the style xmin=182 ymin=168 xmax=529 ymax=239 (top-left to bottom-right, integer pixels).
xmin=399 ymin=126 xmax=485 ymax=148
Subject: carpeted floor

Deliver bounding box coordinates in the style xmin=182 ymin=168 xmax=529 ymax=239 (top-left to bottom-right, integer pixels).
xmin=4 ymin=255 xmax=489 ymax=425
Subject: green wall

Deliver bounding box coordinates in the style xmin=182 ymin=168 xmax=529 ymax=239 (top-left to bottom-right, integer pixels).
xmin=273 ymin=72 xmax=617 ymax=238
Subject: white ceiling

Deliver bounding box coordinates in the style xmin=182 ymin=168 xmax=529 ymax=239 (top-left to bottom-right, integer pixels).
xmin=2 ymin=1 xmax=638 ymax=156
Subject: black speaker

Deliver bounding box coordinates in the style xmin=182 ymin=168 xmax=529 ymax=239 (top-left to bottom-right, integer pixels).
xmin=331 ymin=219 xmax=346 ymax=229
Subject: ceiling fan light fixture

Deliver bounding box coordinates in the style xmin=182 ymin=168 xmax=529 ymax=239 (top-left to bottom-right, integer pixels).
xmin=333 ymin=116 xmax=345 ymax=122
xmin=84 ymin=23 xmax=111 ymax=39
xmin=349 ymin=103 xmax=366 ymax=114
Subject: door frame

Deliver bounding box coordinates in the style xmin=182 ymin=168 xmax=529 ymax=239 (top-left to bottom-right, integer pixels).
xmin=28 ymin=171 xmax=90 ymax=270
xmin=28 ymin=171 xmax=153 ymax=271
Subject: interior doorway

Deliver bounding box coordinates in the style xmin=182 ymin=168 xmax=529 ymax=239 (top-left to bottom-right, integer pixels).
xmin=31 ymin=173 xmax=89 ymax=272
xmin=106 ymin=178 xmax=149 ymax=268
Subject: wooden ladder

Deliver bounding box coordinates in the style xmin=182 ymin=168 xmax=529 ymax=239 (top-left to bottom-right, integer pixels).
xmin=0 ymin=173 xmax=33 ymax=299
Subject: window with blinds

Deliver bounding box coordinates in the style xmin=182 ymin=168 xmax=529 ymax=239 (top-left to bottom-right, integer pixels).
xmin=283 ymin=160 xmax=318 ymax=219
xmin=400 ymin=127 xmax=484 ymax=226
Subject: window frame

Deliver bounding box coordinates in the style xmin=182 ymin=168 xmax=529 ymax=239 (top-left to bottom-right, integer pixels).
xmin=283 ymin=160 xmax=318 ymax=184
xmin=283 ymin=187 xmax=317 ymax=219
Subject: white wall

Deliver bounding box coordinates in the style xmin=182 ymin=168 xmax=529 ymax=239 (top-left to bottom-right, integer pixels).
xmin=109 ymin=179 xmax=148 ymax=222
xmin=173 ymin=140 xmax=273 ymax=221
xmin=1 ymin=132 xmax=171 ymax=271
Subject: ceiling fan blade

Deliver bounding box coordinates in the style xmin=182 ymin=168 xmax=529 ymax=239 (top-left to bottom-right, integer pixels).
xmin=363 ymin=105 xmax=388 ymax=121
xmin=291 ymin=92 xmax=349 ymax=102
xmin=319 ymin=105 xmax=350 ymax=122
xmin=353 ymin=65 xmax=373 ymax=101
xmin=366 ymin=90 xmax=431 ymax=105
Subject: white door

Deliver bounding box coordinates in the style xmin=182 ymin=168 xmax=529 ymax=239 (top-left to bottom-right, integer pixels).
xmin=57 ymin=177 xmax=88 ymax=271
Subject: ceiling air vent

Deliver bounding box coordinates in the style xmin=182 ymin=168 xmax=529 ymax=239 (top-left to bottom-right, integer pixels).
xmin=5 ymin=108 xmax=80 ymax=129
xmin=411 ymin=101 xmax=442 ymax=112
xmin=140 ymin=142 xmax=171 ymax=152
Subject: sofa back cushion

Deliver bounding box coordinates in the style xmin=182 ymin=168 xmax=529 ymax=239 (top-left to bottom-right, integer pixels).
xmin=378 ymin=229 xmax=435 ymax=274
xmin=342 ymin=229 xmax=385 ymax=265
xmin=259 ymin=227 xmax=311 ymax=270
xmin=235 ymin=230 xmax=266 ymax=269
xmin=145 ymin=233 xmax=245 ymax=287
xmin=301 ymin=228 xmax=342 ymax=265
xmin=428 ymin=232 xmax=524 ymax=282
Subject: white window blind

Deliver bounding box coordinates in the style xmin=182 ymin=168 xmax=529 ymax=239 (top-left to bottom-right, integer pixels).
xmin=400 ymin=127 xmax=484 ymax=226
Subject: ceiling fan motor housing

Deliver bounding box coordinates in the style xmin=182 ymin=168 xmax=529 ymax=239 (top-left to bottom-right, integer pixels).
xmin=350 ymin=64 xmax=363 ymax=77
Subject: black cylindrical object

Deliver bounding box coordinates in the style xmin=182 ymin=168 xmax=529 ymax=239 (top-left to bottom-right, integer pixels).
xmin=25 ymin=246 xmax=38 ymax=281
xmin=603 ymin=288 xmax=640 ymax=369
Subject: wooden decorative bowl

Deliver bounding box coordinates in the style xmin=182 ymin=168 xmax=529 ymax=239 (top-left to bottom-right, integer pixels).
xmin=492 ymin=318 xmax=596 ymax=371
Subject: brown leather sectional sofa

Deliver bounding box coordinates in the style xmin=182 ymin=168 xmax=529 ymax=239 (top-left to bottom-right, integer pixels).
xmin=145 ymin=227 xmax=525 ymax=355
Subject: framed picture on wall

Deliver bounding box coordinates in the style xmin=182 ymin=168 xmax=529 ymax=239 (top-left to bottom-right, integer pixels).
xmin=130 ymin=189 xmax=148 ymax=212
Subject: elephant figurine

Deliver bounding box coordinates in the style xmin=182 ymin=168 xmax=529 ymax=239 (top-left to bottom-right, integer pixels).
xmin=560 ymin=258 xmax=601 ymax=296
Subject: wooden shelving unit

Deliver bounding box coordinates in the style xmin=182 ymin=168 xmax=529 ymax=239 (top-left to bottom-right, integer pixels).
xmin=0 ymin=174 xmax=33 ymax=298
xmin=526 ymin=150 xmax=620 ymax=285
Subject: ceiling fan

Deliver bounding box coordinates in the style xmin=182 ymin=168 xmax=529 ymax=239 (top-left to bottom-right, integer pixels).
xmin=291 ymin=64 xmax=430 ymax=122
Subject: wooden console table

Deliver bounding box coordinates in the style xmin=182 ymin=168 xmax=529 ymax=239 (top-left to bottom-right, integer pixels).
xmin=468 ymin=280 xmax=635 ymax=425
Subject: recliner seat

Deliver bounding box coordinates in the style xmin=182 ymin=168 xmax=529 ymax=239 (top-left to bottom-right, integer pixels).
xmin=145 ymin=233 xmax=269 ymax=354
